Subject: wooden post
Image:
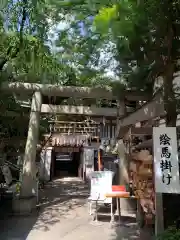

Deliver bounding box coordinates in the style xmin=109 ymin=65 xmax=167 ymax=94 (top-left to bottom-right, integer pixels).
xmin=155 ymin=193 xmax=164 ymax=235
xmin=98 ymin=149 xmax=101 ymax=171
xmin=20 ymin=91 xmax=42 ymax=198
xmin=110 ymin=120 xmax=113 ymax=139
xmin=118 ymin=139 xmax=136 ymax=215
xmin=117 ymin=100 xmax=136 ymax=215
xmin=97 ymin=137 xmax=101 ymax=171
xmin=154 ymin=125 xmax=165 ymax=235
xmin=118 ymin=139 xmax=129 ymax=186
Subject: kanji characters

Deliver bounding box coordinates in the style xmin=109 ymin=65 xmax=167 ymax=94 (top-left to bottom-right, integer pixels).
xmin=161 ymin=147 xmax=171 ymax=158
xmin=159 ymin=133 xmax=172 ymax=185
xmin=162 ymin=173 xmax=172 ymax=185
xmin=160 ymin=159 xmax=172 ymax=172
xmin=159 ymin=133 xmax=171 ymax=145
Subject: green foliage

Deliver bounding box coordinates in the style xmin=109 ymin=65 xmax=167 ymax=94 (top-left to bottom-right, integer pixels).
xmin=0 ymin=0 xmax=118 ymax=141
xmin=92 ymin=0 xmax=180 ymax=90
xmin=94 ymin=5 xmax=117 ymax=34
xmin=156 ymin=226 xmax=180 ymax=240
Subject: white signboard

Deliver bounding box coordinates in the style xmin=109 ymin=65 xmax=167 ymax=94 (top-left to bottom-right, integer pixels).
xmin=90 ymin=171 xmax=114 ymax=203
xmin=153 ymin=127 xmax=180 ymax=193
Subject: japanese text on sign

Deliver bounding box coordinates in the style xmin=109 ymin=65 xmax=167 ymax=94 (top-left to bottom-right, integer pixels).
xmin=153 ymin=127 xmax=180 ymax=193
xmin=159 ymin=134 xmax=172 ymax=185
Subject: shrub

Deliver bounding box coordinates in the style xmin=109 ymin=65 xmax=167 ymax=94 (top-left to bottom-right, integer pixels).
xmin=156 ymin=226 xmax=180 ymax=240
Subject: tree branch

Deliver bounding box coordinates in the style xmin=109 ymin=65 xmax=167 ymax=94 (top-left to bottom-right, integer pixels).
xmin=0 ymin=0 xmax=28 ymax=71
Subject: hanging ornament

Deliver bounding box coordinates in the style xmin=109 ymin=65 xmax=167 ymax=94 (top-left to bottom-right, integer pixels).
xmin=103 ymin=117 xmax=106 ymax=126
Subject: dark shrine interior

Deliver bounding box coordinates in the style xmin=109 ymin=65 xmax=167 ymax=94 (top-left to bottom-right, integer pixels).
xmin=52 ymin=151 xmax=81 ymax=179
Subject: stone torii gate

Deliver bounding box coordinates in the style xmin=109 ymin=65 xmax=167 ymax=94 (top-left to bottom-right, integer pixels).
xmin=1 ymin=82 xmax=149 ymax=213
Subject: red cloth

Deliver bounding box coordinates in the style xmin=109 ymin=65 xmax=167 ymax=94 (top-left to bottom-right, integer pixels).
xmin=112 ymin=185 xmax=126 ymax=192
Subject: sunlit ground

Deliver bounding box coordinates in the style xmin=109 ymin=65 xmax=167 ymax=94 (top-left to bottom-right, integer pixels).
xmin=0 ymin=177 xmax=153 ymax=240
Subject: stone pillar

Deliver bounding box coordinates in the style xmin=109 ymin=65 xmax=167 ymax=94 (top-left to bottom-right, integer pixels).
xmin=13 ymin=92 xmax=42 ymax=214
xmin=116 ymin=100 xmax=126 ymax=138
xmin=117 ymin=100 xmax=126 ymax=120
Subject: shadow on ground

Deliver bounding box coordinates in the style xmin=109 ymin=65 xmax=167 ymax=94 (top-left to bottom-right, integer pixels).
xmin=109 ymin=215 xmax=154 ymax=240
xmin=0 ymin=177 xmax=154 ymax=240
xmin=0 ymin=177 xmax=89 ymax=240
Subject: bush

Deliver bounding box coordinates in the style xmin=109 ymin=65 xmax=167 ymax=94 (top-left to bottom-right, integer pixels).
xmin=156 ymin=226 xmax=180 ymax=240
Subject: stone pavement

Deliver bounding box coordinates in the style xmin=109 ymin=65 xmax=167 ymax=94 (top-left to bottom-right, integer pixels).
xmin=0 ymin=177 xmax=153 ymax=240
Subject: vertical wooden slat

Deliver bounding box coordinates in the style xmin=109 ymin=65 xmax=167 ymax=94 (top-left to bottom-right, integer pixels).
xmin=109 ymin=121 xmax=112 ymax=139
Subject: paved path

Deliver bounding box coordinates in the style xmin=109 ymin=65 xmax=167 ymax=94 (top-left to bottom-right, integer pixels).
xmin=0 ymin=177 xmax=153 ymax=240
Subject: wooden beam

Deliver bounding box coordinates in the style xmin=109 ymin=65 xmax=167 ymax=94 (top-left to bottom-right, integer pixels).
xmin=123 ymin=127 xmax=152 ymax=141
xmin=1 ymin=82 xmax=150 ymax=100
xmin=54 ymin=126 xmax=97 ymax=130
xmin=53 ymin=131 xmax=95 ymax=134
xmin=41 ymin=104 xmax=118 ymax=117
xmin=135 ymin=139 xmax=153 ymax=149
xmin=2 ymin=111 xmax=118 ymax=122
xmin=118 ymin=92 xmax=164 ymax=128
xmin=128 ymin=127 xmax=152 ymax=136
xmin=49 ymin=120 xmax=99 ymax=125
xmin=49 ymin=119 xmax=117 ymax=124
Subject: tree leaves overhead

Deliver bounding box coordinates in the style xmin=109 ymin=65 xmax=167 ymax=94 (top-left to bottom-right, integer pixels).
xmin=0 ymin=0 xmax=116 ymax=87
xmin=91 ymin=0 xmax=180 ymax=125
xmin=0 ymin=0 xmax=117 ymax=140
xmin=0 ymin=0 xmax=66 ymax=84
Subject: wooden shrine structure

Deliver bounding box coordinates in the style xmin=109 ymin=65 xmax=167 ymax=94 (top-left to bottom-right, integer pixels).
xmin=0 ymin=81 xmax=150 ymax=213
xmin=1 ymin=79 xmax=180 ymax=235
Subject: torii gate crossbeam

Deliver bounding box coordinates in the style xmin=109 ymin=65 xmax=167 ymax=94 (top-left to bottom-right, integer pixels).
xmin=1 ymin=82 xmax=150 ymax=101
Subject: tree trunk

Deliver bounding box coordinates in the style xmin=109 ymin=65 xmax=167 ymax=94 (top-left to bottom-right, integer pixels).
xmin=20 ymin=91 xmax=42 ymax=198
xmin=163 ymin=62 xmax=177 ymax=127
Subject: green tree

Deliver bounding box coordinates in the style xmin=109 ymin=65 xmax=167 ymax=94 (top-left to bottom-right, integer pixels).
xmin=92 ymin=0 xmax=180 ymax=126
xmin=0 ymin=0 xmax=66 ymax=148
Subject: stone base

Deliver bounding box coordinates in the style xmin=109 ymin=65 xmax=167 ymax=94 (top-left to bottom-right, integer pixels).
xmin=12 ymin=196 xmax=37 ymax=215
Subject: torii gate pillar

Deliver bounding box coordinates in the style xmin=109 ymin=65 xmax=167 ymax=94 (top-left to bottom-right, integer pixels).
xmin=13 ymin=91 xmax=42 ymax=214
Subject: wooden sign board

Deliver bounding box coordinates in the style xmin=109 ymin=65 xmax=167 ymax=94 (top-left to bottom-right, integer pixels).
xmin=54 ymin=146 xmax=80 ymax=153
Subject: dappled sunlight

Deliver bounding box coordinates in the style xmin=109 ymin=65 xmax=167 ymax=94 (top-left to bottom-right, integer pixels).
xmin=1 ymin=0 xmax=180 ymax=239
xmin=109 ymin=223 xmax=153 ymax=240
xmin=33 ymin=198 xmax=86 ymax=232
xmin=27 ymin=177 xmax=89 ymax=232
xmin=0 ymin=172 xmax=153 ymax=239
xmin=0 ymin=177 xmax=89 ymax=239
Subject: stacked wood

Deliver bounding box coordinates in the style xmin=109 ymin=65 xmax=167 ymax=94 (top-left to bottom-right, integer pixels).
xmin=130 ymin=148 xmax=155 ymax=224
xmin=131 ymin=149 xmax=153 ymax=162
